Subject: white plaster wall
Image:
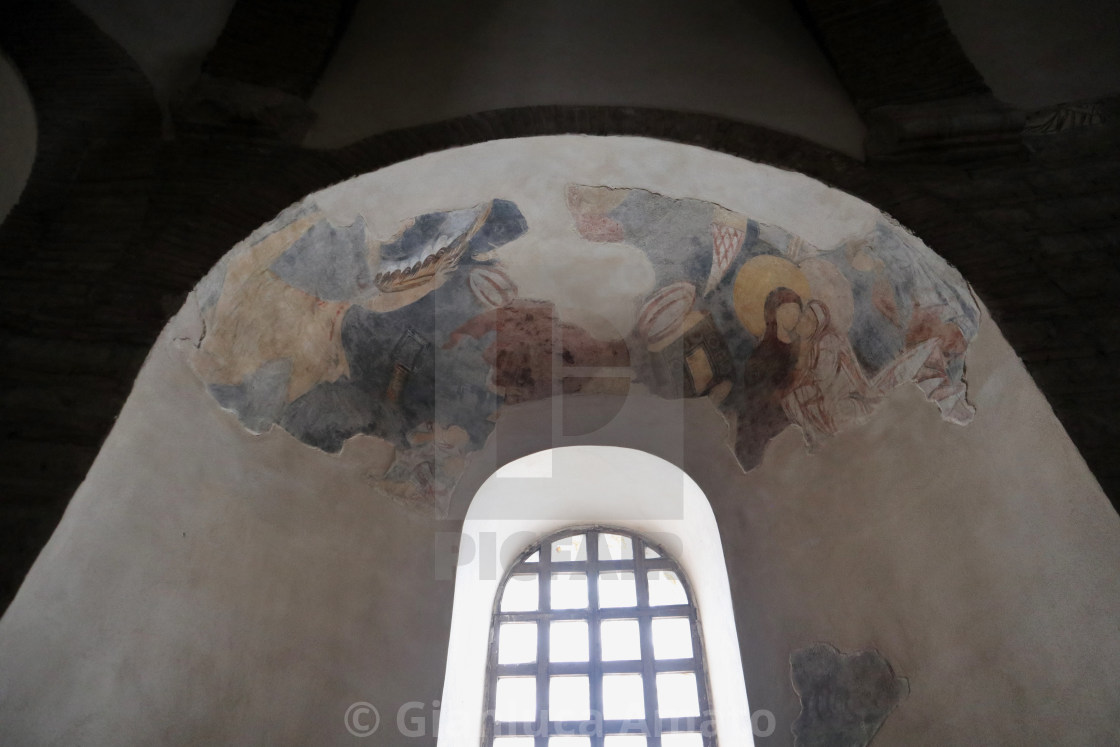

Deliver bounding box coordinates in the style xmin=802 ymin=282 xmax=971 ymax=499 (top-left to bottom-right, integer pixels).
xmin=1 ymin=137 xmax=1118 ymax=745
xmin=303 ymin=0 xmax=867 ymax=158
xmin=720 ymin=308 xmax=1120 ymax=744
xmin=0 ymin=50 xmax=37 ymax=226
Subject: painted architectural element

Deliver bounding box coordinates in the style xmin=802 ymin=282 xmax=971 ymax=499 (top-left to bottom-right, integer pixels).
xmin=185 ymin=185 xmax=979 ymax=511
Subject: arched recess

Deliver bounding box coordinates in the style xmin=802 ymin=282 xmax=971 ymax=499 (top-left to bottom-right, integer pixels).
xmin=441 ymin=446 xmax=753 ymax=745
xmin=0 ymin=49 xmax=36 ymax=224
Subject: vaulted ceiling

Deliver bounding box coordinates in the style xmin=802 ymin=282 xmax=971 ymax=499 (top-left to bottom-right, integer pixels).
xmin=1 ymin=0 xmax=1117 ymax=613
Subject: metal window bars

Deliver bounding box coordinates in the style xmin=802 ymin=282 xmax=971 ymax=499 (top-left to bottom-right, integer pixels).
xmin=483 ymin=527 xmax=717 ymax=747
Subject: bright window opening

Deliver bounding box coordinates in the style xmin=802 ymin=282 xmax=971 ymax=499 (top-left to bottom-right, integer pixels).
xmin=484 ymin=528 xmax=716 ymax=746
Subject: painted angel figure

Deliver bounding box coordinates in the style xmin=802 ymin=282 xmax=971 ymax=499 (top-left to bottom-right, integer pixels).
xmin=781 ymin=296 xmax=882 ymax=449
xmin=779 ymin=292 xmax=955 ymax=449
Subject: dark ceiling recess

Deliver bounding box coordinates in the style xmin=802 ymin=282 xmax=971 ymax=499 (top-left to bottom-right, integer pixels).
xmin=793 ymin=0 xmax=1120 ymax=517
xmin=201 ymin=0 xmax=358 ymax=98
xmin=1 ymin=0 xmax=1117 ymax=616
xmin=792 ymin=0 xmax=991 ymax=110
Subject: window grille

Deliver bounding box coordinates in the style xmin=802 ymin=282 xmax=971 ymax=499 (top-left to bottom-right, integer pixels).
xmin=483 ymin=527 xmax=717 ymax=747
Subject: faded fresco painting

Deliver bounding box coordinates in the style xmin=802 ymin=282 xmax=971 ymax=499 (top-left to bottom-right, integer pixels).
xmin=566 ymin=185 xmax=978 ymax=470
xmin=186 ymin=185 xmax=979 ymax=511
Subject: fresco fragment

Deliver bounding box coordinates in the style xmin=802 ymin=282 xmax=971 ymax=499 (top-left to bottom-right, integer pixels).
xmin=270 ymin=217 xmax=371 ymax=301
xmin=567 ymin=185 xmax=978 ymax=466
xmin=790 ymin=643 xmax=909 ymax=747
xmin=185 ymin=184 xmax=979 ymax=511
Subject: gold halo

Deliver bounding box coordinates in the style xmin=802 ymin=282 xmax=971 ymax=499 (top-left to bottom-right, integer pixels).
xmin=732 ymin=255 xmax=811 ymax=337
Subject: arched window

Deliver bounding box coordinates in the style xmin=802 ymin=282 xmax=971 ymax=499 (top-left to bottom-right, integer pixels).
xmin=484 ymin=527 xmax=716 ymax=746
xmin=438 ymin=446 xmax=753 ymax=746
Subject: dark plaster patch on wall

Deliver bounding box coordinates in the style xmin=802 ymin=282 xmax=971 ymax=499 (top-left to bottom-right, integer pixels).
xmin=270 ymin=217 xmax=370 ymax=300
xmin=790 ymin=643 xmax=909 ymax=747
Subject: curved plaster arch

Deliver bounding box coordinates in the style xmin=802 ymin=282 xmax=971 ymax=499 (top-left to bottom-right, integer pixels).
xmin=0 ymin=49 xmax=37 ymax=225
xmin=440 ymin=445 xmax=754 ymax=744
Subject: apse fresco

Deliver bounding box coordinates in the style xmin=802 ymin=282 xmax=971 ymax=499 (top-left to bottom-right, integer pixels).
xmin=187 ymin=185 xmax=979 ymax=511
